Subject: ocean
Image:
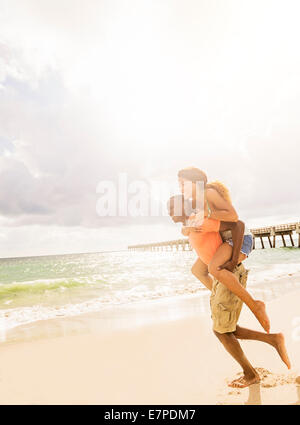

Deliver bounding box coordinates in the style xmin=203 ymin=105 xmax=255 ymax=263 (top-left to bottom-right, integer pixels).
xmin=0 ymin=247 xmax=300 ymax=341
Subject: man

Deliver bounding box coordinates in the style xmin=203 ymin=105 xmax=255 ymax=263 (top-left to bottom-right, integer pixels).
xmin=168 ymin=195 xmax=291 ymax=388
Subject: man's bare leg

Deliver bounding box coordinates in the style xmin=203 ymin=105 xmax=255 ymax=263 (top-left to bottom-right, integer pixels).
xmin=234 ymin=325 xmax=291 ymax=369
xmin=191 ymin=256 xmax=291 ymax=380
xmin=214 ymin=330 xmax=260 ymax=388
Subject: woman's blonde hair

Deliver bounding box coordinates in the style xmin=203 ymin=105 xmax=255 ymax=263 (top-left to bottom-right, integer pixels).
xmin=177 ymin=167 xmax=231 ymax=203
xmin=206 ymin=180 xmax=231 ymax=203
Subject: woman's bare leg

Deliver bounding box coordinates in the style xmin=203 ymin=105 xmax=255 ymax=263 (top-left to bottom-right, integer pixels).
xmin=191 ymin=258 xmax=213 ymax=291
xmin=208 ymin=243 xmax=270 ymax=333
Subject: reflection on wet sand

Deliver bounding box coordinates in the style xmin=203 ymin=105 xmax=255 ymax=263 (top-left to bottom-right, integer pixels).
xmin=245 ymin=383 xmax=262 ymax=405
xmin=291 ymin=385 xmax=300 ymax=405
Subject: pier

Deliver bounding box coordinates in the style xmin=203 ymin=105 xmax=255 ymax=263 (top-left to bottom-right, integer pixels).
xmin=128 ymin=221 xmax=300 ymax=251
xmin=251 ymin=222 xmax=300 ymax=249
xmin=128 ymin=238 xmax=191 ymax=251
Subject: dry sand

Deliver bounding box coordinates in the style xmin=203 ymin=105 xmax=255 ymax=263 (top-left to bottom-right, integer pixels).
xmin=0 ymin=288 xmax=299 ymax=404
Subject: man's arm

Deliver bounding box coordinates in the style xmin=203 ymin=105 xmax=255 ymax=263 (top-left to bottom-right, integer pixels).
xmin=218 ymin=220 xmax=245 ymax=271
xmin=206 ymin=188 xmax=238 ymax=222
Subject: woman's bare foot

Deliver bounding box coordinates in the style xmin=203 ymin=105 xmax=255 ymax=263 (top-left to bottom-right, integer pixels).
xmin=228 ymin=372 xmax=260 ymax=388
xmin=252 ymin=300 xmax=270 ymax=333
xmin=271 ymin=333 xmax=291 ymax=369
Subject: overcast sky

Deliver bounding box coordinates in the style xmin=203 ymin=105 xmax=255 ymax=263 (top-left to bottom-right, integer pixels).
xmin=0 ymin=0 xmax=299 ymax=257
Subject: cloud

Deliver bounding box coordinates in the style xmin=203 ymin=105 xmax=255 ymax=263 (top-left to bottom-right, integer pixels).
xmin=0 ymin=0 xmax=300 ymax=255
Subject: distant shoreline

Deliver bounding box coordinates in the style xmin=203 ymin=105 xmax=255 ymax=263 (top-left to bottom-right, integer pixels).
xmin=0 ymin=249 xmax=128 ymax=261
xmin=1 ymin=244 xmax=299 ymax=260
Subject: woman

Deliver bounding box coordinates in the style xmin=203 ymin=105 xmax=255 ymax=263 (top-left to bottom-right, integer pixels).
xmin=176 ymin=166 xmax=270 ymax=333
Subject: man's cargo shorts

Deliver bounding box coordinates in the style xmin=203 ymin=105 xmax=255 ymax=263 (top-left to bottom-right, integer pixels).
xmin=210 ymin=262 xmax=249 ymax=334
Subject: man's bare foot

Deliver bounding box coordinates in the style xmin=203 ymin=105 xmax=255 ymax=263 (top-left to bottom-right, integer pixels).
xmin=252 ymin=300 xmax=270 ymax=333
xmin=228 ymin=372 xmax=260 ymax=388
xmin=271 ymin=333 xmax=291 ymax=369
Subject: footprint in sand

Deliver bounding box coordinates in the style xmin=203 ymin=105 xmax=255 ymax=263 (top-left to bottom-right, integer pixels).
xmin=255 ymin=367 xmax=297 ymax=388
xmin=227 ymin=367 xmax=297 ymax=389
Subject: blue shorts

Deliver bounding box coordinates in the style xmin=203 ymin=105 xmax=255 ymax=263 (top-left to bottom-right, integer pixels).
xmin=225 ymin=234 xmax=253 ymax=257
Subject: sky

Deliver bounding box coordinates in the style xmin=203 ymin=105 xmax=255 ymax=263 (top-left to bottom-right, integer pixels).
xmin=0 ymin=0 xmax=300 ymax=257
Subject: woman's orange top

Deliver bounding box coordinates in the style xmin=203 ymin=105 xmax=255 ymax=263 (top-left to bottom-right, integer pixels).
xmin=188 ymin=218 xmax=222 ymax=265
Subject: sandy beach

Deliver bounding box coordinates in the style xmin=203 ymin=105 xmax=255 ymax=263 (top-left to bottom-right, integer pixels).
xmin=0 ymin=287 xmax=299 ymax=405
